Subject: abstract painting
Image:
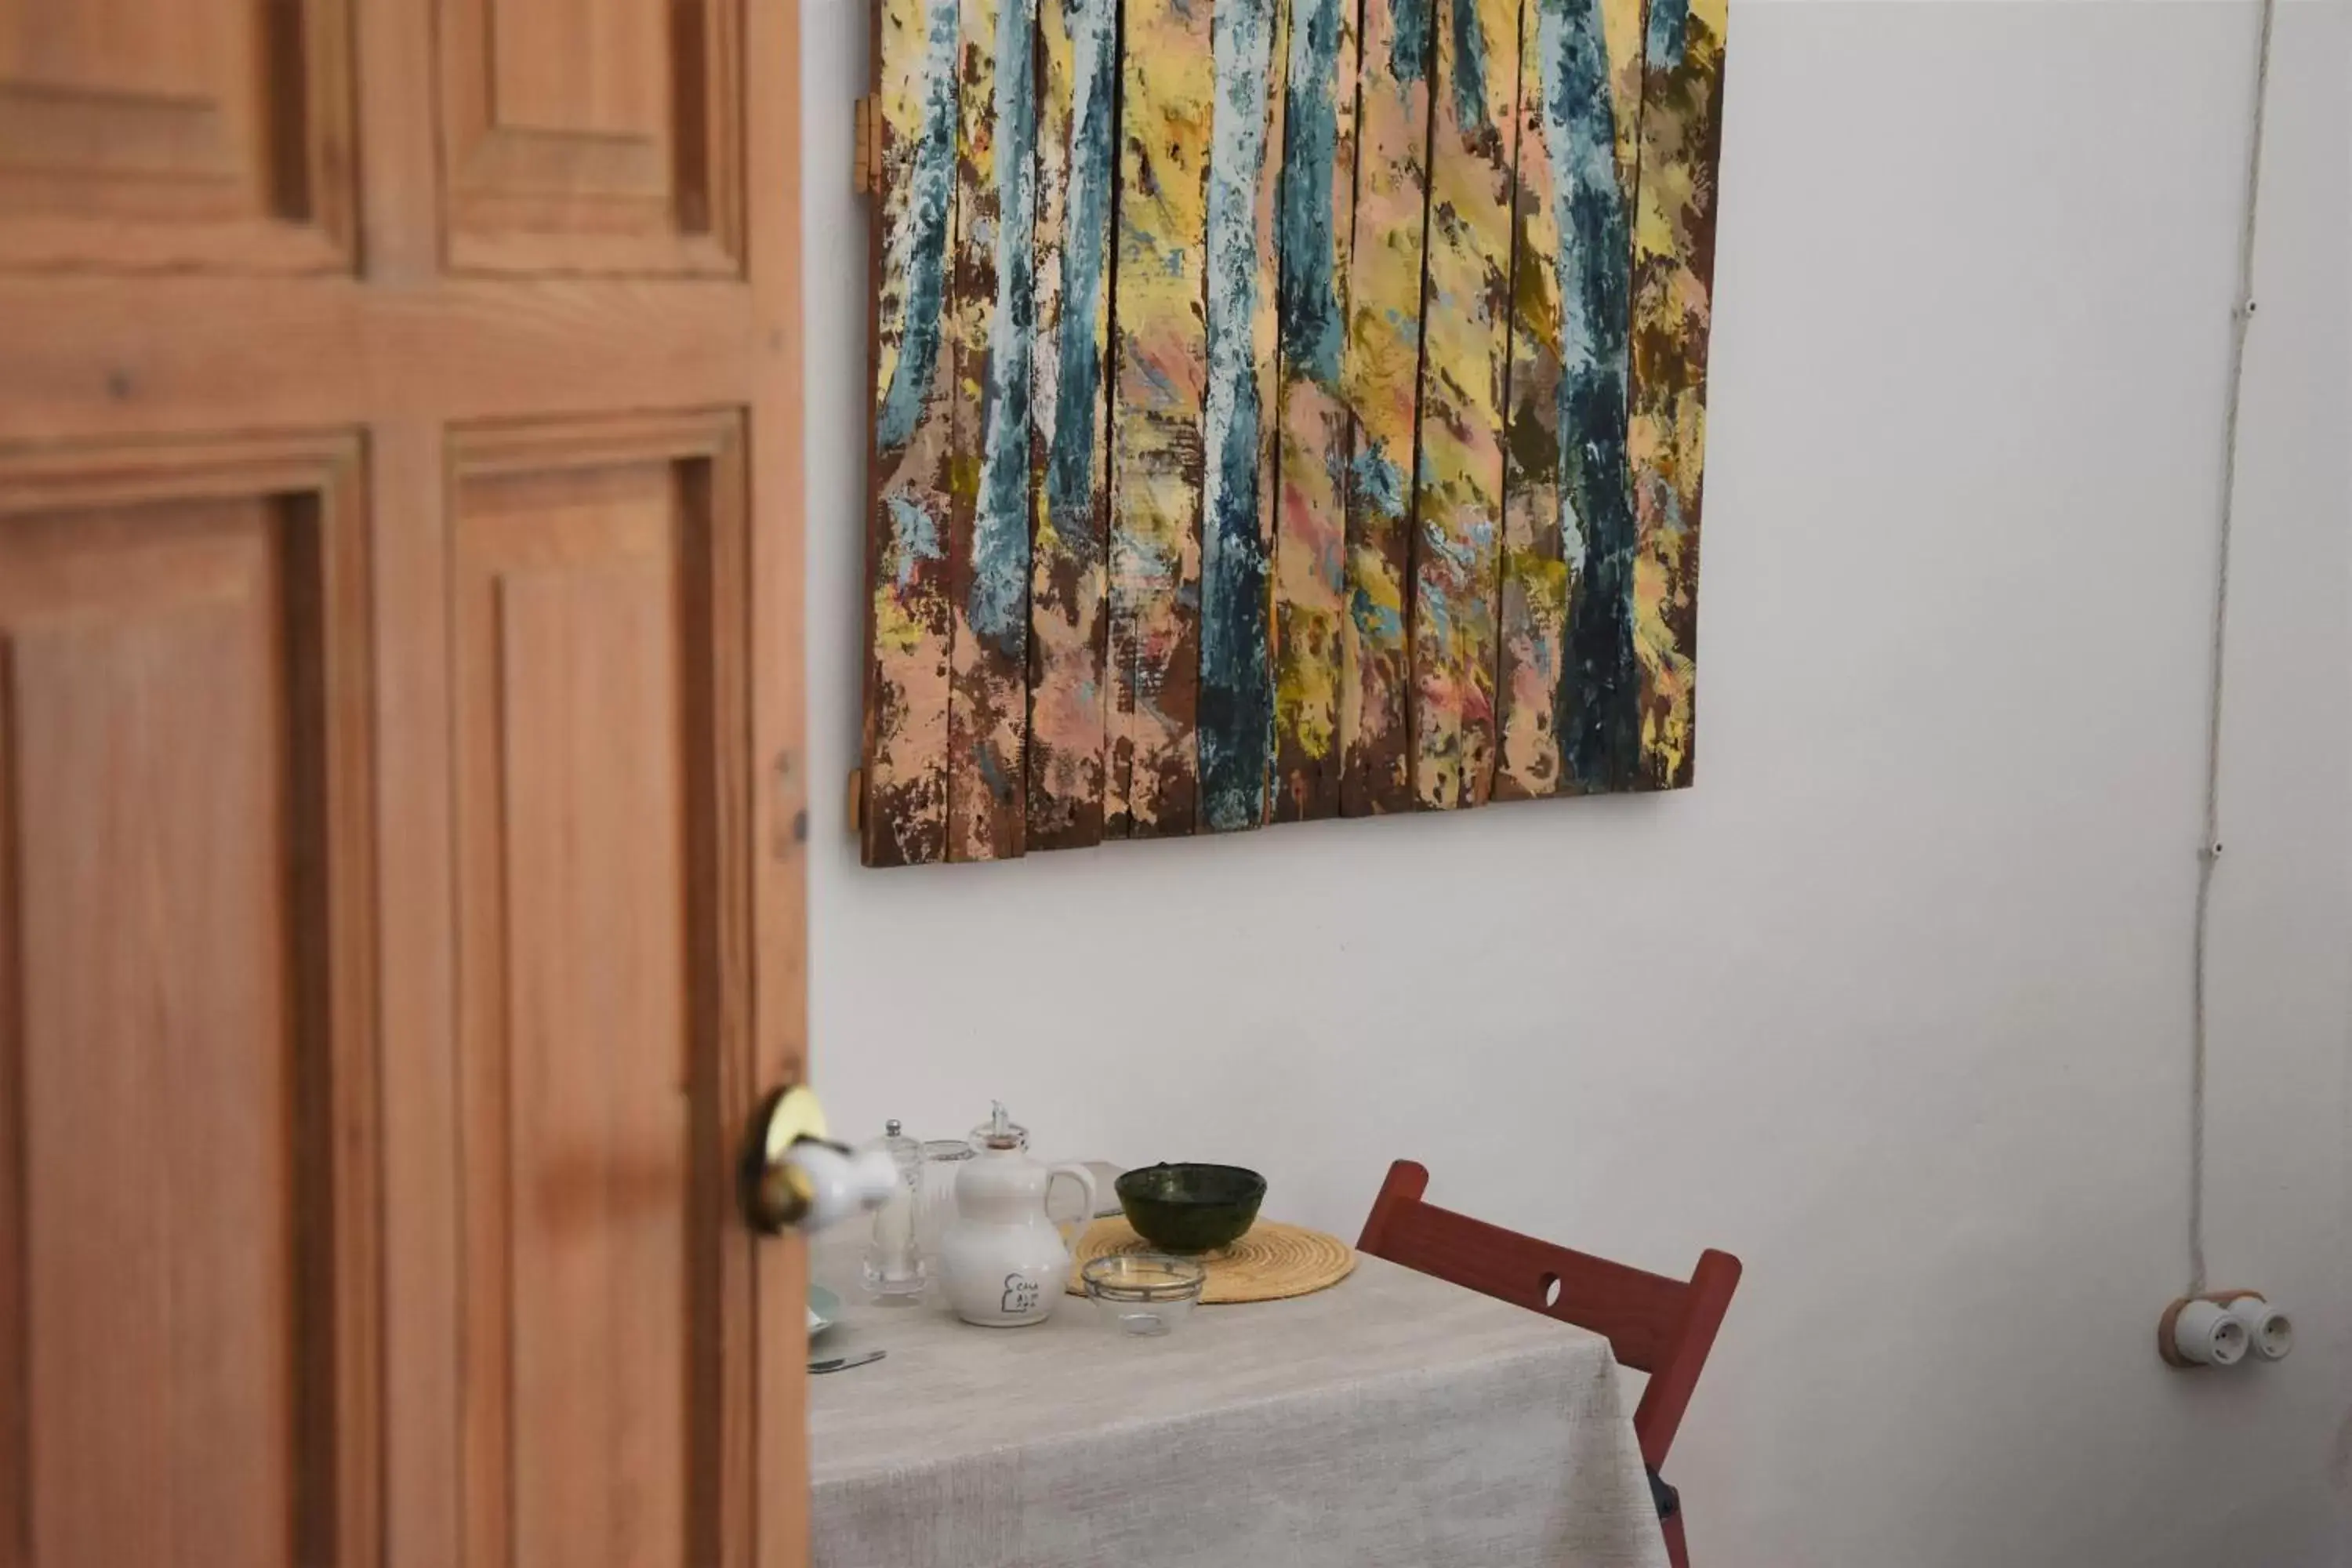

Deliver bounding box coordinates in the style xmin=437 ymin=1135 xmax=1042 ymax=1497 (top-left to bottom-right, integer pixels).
xmin=861 ymin=0 xmax=1727 ymax=866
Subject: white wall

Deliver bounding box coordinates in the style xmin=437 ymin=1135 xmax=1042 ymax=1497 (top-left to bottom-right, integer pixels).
xmin=800 ymin=2 xmax=2352 ymax=1563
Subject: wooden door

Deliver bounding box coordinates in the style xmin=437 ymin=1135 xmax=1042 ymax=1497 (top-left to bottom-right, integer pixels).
xmin=0 ymin=2 xmax=813 ymax=1566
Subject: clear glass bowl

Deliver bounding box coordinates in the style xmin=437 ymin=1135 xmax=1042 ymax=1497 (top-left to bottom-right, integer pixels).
xmin=1081 ymin=1253 xmax=1207 ymax=1338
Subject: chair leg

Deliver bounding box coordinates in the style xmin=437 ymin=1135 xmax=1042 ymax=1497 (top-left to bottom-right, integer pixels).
xmin=1661 ymin=1505 xmax=1690 ymax=1568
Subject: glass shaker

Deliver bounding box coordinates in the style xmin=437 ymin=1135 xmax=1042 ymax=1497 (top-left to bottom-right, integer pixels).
xmin=914 ymin=1138 xmax=975 ymax=1279
xmin=861 ymin=1120 xmax=927 ymax=1301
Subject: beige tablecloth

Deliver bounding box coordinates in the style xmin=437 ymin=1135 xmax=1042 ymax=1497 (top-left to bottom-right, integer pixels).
xmin=808 ymin=1227 xmax=1669 ymax=1568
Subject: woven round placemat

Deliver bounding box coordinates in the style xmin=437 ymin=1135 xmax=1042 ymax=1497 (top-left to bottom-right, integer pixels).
xmin=1065 ymin=1218 xmax=1357 ymax=1304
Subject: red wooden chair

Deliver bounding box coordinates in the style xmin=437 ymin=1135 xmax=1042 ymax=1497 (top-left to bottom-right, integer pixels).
xmin=1358 ymin=1160 xmax=1741 ymax=1568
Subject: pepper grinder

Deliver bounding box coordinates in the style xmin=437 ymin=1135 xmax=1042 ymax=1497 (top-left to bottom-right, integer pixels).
xmin=861 ymin=1120 xmax=927 ymax=1302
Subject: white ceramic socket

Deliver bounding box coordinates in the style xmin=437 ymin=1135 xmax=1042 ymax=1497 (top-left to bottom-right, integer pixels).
xmin=2172 ymin=1299 xmax=2249 ymax=1367
xmin=2223 ymin=1295 xmax=2292 ymax=1362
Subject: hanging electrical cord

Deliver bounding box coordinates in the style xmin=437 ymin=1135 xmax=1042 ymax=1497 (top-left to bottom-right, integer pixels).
xmin=2187 ymin=0 xmax=2279 ymax=1298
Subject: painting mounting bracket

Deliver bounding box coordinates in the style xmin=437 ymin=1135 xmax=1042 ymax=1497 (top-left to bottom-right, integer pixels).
xmin=852 ymin=97 xmax=877 ymax=194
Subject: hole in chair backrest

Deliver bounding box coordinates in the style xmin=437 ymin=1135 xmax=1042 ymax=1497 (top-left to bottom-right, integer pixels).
xmin=1541 ymin=1272 xmax=1562 ymax=1308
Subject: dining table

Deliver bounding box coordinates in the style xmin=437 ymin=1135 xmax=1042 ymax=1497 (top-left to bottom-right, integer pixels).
xmin=804 ymin=1182 xmax=1671 ymax=1568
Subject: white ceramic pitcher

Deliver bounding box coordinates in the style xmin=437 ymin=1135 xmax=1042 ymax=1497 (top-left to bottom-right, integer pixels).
xmin=938 ymin=1104 xmax=1098 ymax=1327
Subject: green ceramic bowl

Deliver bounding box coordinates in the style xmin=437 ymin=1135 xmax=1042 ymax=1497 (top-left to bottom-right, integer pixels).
xmin=1115 ymin=1163 xmax=1267 ymax=1253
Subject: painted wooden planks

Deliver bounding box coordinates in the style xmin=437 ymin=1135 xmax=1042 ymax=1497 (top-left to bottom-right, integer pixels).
xmin=1552 ymin=0 xmax=1646 ymax=793
xmin=1269 ymin=0 xmax=1359 ymax=822
xmin=1626 ymin=0 xmax=1724 ymax=789
xmin=1494 ymin=0 xmax=1646 ymax=801
xmin=861 ymin=0 xmax=961 ymax=866
xmin=1025 ymin=0 xmax=1120 ymax=849
xmin=1603 ymin=0 xmax=1648 ymax=202
xmin=945 ymin=0 xmax=1040 ymax=859
xmin=1197 ymin=0 xmax=1290 ymax=833
xmin=1491 ymin=0 xmax=1569 ymax=804
xmin=859 ymin=0 xmax=1730 ymax=861
xmin=1409 ymin=0 xmax=1523 ymax=810
xmin=1340 ymin=0 xmax=1436 ymax=817
xmin=1108 ymin=0 xmax=1217 ymax=837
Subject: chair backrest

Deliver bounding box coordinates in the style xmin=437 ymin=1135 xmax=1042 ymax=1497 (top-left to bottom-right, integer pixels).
xmin=1358 ymin=1160 xmax=1740 ymax=1471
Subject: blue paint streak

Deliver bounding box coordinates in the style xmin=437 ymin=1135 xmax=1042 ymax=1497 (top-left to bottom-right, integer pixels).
xmin=1351 ymin=441 xmax=1407 ymax=521
xmin=1345 ymin=441 xmax=1407 ymax=643
xmin=975 ymin=738 xmax=1014 ymax=801
xmin=1543 ymin=0 xmax=1641 ymax=790
xmin=1448 ymin=0 xmax=1487 ymax=131
xmin=1276 ymin=0 xmax=1345 ymax=385
xmin=1045 ymin=0 xmax=1119 ymax=535
xmin=970 ymin=0 xmax=1042 ymax=650
xmin=876 ymin=0 xmax=961 ymax=451
xmin=1349 ymin=587 xmax=1405 ymax=644
xmin=1390 ymin=0 xmax=1432 ymax=85
xmin=1198 ymin=0 xmax=1279 ymax=832
xmin=884 ymin=493 xmax=947 ymax=588
xmin=1646 ymin=0 xmax=1687 ymax=71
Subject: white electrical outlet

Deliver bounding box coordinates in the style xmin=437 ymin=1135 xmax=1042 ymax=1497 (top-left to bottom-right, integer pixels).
xmin=2162 ymin=1298 xmax=2249 ymax=1367
xmin=2220 ymin=1292 xmax=2293 ymax=1362
xmin=2159 ymin=1290 xmax=2291 ymax=1369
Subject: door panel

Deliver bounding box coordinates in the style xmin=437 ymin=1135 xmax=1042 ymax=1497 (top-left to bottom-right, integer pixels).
xmin=0 ymin=0 xmax=355 ymax=270
xmin=0 ymin=437 xmax=377 ymax=1568
xmin=439 ymin=0 xmax=742 ymax=274
xmin=0 ymin=0 xmax=807 ymax=1559
xmin=451 ymin=417 xmax=753 ymax=1568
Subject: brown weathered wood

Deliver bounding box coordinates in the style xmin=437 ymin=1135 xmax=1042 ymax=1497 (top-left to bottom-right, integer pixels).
xmin=861 ymin=0 xmax=959 ymax=864
xmin=1106 ymin=0 xmax=1215 ymax=837
xmin=1407 ymin=0 xmax=1522 ymax=810
xmin=1493 ymin=24 xmax=1571 ymax=807
xmin=943 ymin=0 xmax=1036 ymax=860
xmin=1024 ymin=0 xmax=1119 ymax=850
xmin=1269 ymin=0 xmax=1359 ymax=823
xmin=1624 ymin=0 xmax=1727 ymax=789
xmin=1494 ymin=0 xmax=1649 ymax=802
xmin=1338 ymin=0 xmax=1432 ymax=817
xmin=847 ymin=0 xmax=1722 ymax=854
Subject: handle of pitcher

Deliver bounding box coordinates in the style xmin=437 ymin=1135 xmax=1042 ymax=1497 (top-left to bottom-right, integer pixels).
xmin=1047 ymin=1163 xmax=1100 ymax=1249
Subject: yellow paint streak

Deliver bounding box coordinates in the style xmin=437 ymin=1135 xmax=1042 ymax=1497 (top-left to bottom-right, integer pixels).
xmin=866 ymin=0 xmax=959 ymax=862
xmin=1627 ymin=0 xmax=1724 ymax=788
xmin=1494 ymin=0 xmax=1564 ymax=801
xmin=1275 ymin=386 xmax=1348 ymax=766
xmin=1603 ymin=0 xmax=1645 ymax=205
xmin=1032 ymin=0 xmax=1076 ymax=481
xmin=873 ymin=589 xmax=932 ymax=655
xmin=1410 ymin=0 xmax=1520 ymax=809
